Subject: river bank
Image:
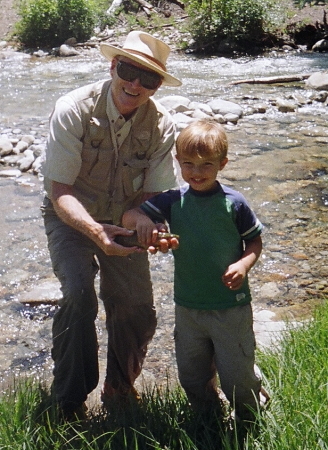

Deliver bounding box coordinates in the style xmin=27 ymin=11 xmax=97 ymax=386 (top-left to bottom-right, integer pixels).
xmin=1 ymin=0 xmax=328 ymax=53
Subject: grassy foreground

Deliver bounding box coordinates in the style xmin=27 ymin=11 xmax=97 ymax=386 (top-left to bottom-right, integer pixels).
xmin=0 ymin=301 xmax=327 ymax=450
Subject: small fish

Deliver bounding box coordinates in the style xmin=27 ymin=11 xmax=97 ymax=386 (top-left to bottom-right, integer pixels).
xmin=157 ymin=232 xmax=180 ymax=240
xmin=115 ymin=231 xmax=179 ymax=248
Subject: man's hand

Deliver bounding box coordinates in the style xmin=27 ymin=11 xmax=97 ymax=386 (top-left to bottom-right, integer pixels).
xmin=51 ymin=181 xmax=144 ymax=257
xmin=95 ymin=224 xmax=144 ymax=256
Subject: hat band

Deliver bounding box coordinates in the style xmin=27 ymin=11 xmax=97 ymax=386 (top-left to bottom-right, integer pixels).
xmin=123 ymin=49 xmax=167 ymax=72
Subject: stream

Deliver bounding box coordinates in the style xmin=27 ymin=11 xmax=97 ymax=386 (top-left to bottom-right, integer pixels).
xmin=0 ymin=48 xmax=327 ymax=400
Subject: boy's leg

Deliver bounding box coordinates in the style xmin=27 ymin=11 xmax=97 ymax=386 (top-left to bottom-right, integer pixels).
xmin=211 ymin=304 xmax=261 ymax=421
xmin=44 ymin=214 xmax=100 ymax=414
xmin=174 ymin=305 xmax=222 ymax=413
xmin=98 ymin=251 xmax=156 ymax=401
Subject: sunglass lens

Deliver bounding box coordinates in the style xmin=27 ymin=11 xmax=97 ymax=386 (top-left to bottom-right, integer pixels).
xmin=117 ymin=61 xmax=161 ymax=90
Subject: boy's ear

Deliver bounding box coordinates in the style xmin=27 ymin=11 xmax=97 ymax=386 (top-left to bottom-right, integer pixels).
xmin=220 ymin=157 xmax=228 ymax=170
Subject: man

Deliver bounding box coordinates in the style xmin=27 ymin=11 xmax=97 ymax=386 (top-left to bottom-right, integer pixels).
xmin=41 ymin=30 xmax=182 ymax=419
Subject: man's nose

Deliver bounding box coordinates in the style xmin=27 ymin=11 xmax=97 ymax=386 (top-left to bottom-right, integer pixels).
xmin=129 ymin=77 xmax=142 ymax=88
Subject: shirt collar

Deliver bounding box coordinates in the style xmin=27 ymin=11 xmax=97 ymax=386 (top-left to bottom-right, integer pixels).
xmin=106 ymin=84 xmax=138 ymax=125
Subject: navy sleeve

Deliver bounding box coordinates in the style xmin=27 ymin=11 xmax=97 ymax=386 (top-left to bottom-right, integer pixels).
xmin=139 ymin=189 xmax=180 ymax=224
xmin=224 ymin=186 xmax=263 ymax=240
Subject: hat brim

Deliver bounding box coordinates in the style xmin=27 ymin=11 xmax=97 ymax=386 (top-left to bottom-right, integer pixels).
xmin=100 ymin=43 xmax=182 ymax=87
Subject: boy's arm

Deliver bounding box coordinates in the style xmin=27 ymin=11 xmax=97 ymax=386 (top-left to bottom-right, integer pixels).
xmin=222 ymin=235 xmax=262 ymax=290
xmin=122 ymin=207 xmax=179 ymax=253
xmin=122 ymin=207 xmax=161 ymax=248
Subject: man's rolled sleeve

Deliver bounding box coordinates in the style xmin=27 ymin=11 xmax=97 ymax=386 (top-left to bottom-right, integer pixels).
xmin=142 ymin=114 xmax=178 ymax=192
xmin=42 ymin=97 xmax=84 ymax=185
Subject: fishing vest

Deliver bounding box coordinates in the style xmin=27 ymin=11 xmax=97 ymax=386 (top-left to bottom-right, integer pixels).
xmin=46 ymin=79 xmax=171 ymax=225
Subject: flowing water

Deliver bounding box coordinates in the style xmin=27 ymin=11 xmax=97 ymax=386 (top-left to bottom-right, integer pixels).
xmin=0 ymin=49 xmax=327 ymax=395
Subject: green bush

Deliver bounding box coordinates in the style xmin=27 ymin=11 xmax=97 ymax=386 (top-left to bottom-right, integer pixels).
xmin=186 ymin=0 xmax=280 ymax=52
xmin=15 ymin=0 xmax=59 ymax=47
xmin=15 ymin=0 xmax=97 ymax=47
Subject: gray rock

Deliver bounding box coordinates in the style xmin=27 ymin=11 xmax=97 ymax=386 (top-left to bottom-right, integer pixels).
xmin=191 ymin=109 xmax=212 ymax=119
xmin=18 ymin=279 xmax=62 ymax=305
xmin=305 ymin=71 xmax=328 ymax=90
xmin=189 ymin=101 xmax=213 ymax=115
xmin=0 ymin=136 xmax=13 ymax=155
xmin=259 ymin=282 xmax=281 ymax=298
xmin=21 ymin=135 xmax=35 ymax=145
xmin=0 ymin=169 xmax=22 ymax=177
xmin=224 ymin=113 xmax=239 ymax=124
xmin=18 ymin=149 xmax=35 ymax=171
xmin=310 ymin=90 xmax=328 ymax=102
xmin=207 ymin=98 xmax=243 ymax=117
xmin=172 ymin=112 xmax=194 ymax=125
xmin=59 ymin=44 xmax=81 ymax=57
xmin=158 ymin=95 xmax=191 ymax=113
xmin=253 ymin=104 xmax=267 ymax=113
xmin=276 ymin=98 xmax=296 ymax=113
xmin=213 ymin=114 xmax=226 ymax=123
xmin=14 ymin=140 xmax=29 ymax=153
xmin=32 ymin=155 xmax=43 ymax=174
xmin=312 ymin=38 xmax=328 ymax=52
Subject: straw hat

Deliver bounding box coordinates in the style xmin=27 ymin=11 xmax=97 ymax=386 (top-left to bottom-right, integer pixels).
xmin=100 ymin=31 xmax=182 ymax=87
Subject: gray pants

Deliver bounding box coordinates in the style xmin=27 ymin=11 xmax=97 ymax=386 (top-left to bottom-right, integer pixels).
xmin=43 ymin=212 xmax=156 ymax=412
xmin=174 ymin=304 xmax=261 ymax=420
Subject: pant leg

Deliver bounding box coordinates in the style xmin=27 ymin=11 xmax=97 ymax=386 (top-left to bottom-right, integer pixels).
xmin=97 ymin=250 xmax=156 ymax=393
xmin=211 ymin=304 xmax=261 ymax=421
xmin=174 ymin=305 xmax=221 ymax=413
xmin=44 ymin=214 xmax=100 ymax=412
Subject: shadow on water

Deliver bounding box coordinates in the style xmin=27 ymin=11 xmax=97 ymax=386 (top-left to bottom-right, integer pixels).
xmin=0 ymin=49 xmax=327 ymax=390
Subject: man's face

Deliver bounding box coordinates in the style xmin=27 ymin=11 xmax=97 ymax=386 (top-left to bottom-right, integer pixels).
xmin=110 ymin=57 xmax=162 ymax=118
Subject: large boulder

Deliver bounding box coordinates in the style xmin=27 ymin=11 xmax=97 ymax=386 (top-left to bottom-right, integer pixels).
xmin=207 ymin=98 xmax=243 ymax=117
xmin=305 ymin=71 xmax=328 ymax=90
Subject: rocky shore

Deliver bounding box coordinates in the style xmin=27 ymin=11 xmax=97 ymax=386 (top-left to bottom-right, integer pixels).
xmin=1 ymin=0 xmax=328 ymax=54
xmin=2 ymin=70 xmax=328 ymax=178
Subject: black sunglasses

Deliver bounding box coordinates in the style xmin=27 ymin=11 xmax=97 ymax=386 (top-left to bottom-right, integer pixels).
xmin=116 ymin=60 xmax=162 ymax=90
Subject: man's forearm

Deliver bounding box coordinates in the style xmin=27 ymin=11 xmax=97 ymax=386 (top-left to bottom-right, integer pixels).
xmin=51 ymin=181 xmax=104 ymax=243
xmin=53 ymin=194 xmax=104 ymax=241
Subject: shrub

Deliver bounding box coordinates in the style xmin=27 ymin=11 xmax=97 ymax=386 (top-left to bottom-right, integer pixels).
xmin=15 ymin=0 xmax=97 ymax=48
xmin=15 ymin=0 xmax=59 ymax=47
xmin=57 ymin=0 xmax=96 ymax=44
xmin=187 ymin=0 xmax=280 ymax=53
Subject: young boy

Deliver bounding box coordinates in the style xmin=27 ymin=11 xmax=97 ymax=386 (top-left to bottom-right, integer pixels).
xmin=122 ymin=119 xmax=267 ymax=422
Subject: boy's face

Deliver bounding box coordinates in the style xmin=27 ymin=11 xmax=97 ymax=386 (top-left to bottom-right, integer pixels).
xmin=176 ymin=153 xmax=228 ymax=192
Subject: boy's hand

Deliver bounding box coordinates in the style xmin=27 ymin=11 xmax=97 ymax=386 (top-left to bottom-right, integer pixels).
xmin=121 ymin=208 xmax=179 ymax=253
xmin=135 ymin=217 xmax=162 ymax=248
xmin=222 ymin=261 xmax=247 ymax=290
xmin=148 ymin=230 xmax=180 ymax=254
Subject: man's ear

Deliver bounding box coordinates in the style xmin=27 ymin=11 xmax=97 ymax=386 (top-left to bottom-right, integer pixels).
xmin=110 ymin=57 xmax=118 ymax=76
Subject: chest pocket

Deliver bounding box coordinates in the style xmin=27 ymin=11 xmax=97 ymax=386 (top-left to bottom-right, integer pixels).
xmin=81 ymin=117 xmax=113 ymax=183
xmin=122 ymin=154 xmax=150 ymax=197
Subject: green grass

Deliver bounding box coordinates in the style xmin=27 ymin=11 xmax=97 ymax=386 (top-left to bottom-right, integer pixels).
xmin=0 ymin=300 xmax=327 ymax=449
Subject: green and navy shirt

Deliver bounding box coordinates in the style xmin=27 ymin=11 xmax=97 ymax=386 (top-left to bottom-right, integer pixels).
xmin=140 ymin=182 xmax=263 ymax=310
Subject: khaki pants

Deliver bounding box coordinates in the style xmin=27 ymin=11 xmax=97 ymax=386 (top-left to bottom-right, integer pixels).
xmin=44 ymin=212 xmax=156 ymax=412
xmin=174 ymin=304 xmax=261 ymax=420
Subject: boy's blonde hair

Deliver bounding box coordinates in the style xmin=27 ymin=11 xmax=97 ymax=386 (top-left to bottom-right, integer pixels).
xmin=176 ymin=119 xmax=228 ymax=160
